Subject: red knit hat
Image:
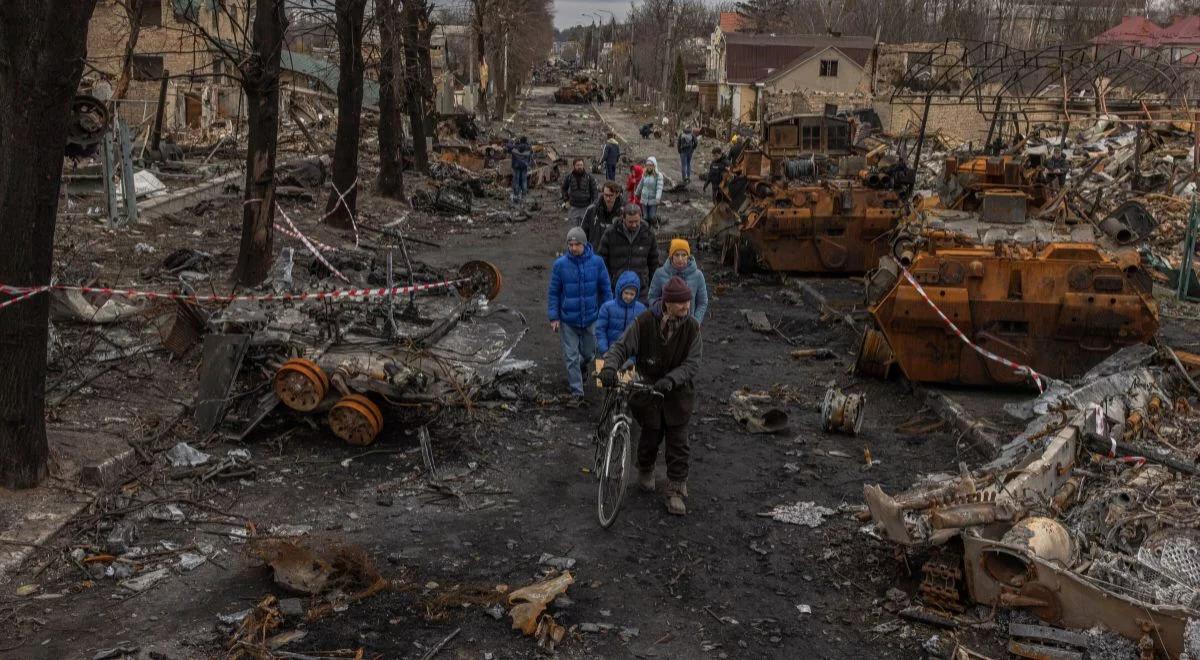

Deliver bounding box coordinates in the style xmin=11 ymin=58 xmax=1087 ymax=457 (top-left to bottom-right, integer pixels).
xmin=662 ymin=276 xmax=692 ymax=303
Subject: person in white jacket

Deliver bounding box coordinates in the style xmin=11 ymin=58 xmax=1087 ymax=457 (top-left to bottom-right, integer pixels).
xmin=635 ymin=156 xmax=665 ymax=226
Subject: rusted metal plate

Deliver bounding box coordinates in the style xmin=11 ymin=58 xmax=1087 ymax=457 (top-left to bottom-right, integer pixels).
xmin=868 ymin=242 xmax=1159 ymax=386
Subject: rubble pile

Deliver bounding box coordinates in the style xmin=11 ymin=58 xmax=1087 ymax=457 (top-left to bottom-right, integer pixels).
xmin=863 ymin=345 xmax=1200 ymax=656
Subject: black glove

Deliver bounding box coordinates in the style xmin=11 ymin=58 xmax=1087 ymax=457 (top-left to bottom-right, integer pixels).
xmin=599 ymin=368 xmax=618 ymax=388
xmin=654 ymin=377 xmax=674 ymax=394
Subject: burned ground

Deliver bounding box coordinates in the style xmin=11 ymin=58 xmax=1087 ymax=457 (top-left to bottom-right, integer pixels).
xmin=5 ymin=88 xmax=1197 ymax=660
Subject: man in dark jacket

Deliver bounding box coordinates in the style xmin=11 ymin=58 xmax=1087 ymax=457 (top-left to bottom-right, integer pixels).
xmin=677 ymin=127 xmax=698 ymax=184
xmin=548 ymin=226 xmax=612 ymax=399
xmin=599 ymin=276 xmax=702 ymax=515
xmin=561 ymin=158 xmax=598 ymax=227
xmin=597 ymin=204 xmax=660 ymax=289
xmin=600 ymin=133 xmax=621 ymax=181
xmin=510 ymin=136 xmax=533 ymax=203
xmin=581 ymin=181 xmax=623 ymax=247
xmin=702 ymin=147 xmax=728 ymax=204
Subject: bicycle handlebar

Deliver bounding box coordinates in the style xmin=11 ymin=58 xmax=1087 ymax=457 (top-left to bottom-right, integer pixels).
xmin=617 ymin=381 xmax=664 ymax=399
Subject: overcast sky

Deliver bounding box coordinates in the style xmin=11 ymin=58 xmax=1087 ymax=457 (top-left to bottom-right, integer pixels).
xmin=554 ymin=1 xmax=631 ymax=30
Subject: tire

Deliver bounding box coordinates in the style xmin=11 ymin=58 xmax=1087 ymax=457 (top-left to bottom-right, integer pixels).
xmin=597 ymin=418 xmax=631 ymax=528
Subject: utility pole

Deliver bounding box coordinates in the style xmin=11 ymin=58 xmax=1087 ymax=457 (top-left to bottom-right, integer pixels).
xmin=660 ymin=0 xmax=675 ymax=113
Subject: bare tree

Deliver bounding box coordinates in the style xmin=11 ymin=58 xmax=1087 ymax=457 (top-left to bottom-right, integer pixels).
xmin=112 ymin=0 xmax=148 ymax=99
xmin=181 ymin=0 xmax=289 ymax=286
xmin=0 ymin=0 xmax=100 ymax=488
xmin=377 ymin=0 xmax=406 ymax=198
xmin=324 ymin=0 xmax=367 ymax=228
xmin=401 ymin=0 xmax=432 ymax=172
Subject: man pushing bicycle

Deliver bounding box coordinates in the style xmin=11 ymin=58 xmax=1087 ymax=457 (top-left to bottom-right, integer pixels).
xmin=598 ymin=276 xmax=702 ymax=516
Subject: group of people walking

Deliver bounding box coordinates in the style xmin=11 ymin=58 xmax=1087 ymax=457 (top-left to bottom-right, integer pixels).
xmin=547 ymin=201 xmax=709 ymax=516
xmin=511 ymin=122 xmax=715 ymax=516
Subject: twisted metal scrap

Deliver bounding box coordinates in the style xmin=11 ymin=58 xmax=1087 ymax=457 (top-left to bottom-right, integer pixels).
xmin=890 ymin=40 xmax=1193 ymax=112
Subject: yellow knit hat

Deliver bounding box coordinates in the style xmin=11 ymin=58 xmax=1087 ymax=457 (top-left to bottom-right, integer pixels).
xmin=669 ymin=238 xmax=691 ymax=258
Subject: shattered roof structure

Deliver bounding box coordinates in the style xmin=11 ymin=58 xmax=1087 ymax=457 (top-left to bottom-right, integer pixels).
xmin=281 ymin=49 xmax=380 ymax=108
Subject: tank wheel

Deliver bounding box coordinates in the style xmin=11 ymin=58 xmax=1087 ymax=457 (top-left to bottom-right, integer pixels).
xmin=274 ymin=358 xmax=329 ymax=412
xmin=456 ymin=260 xmax=503 ymax=301
xmin=329 ymin=394 xmax=384 ymax=446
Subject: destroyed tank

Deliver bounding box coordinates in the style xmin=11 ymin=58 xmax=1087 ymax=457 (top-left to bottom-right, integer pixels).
xmin=856 ymin=238 xmax=1159 ymax=387
xmin=704 ymin=113 xmax=910 ymax=274
xmin=554 ymin=77 xmax=600 ymax=104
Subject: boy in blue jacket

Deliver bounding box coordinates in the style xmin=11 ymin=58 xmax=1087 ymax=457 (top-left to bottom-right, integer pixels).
xmin=548 ymin=226 xmax=612 ymax=398
xmin=596 ymin=270 xmax=647 ymax=359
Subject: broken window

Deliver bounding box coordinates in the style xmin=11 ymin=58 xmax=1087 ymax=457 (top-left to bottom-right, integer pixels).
xmin=141 ymin=0 xmax=163 ymax=27
xmin=819 ymin=59 xmax=838 ymax=77
xmin=827 ymin=123 xmax=849 ymax=152
xmin=801 ymin=124 xmax=821 ymax=151
xmin=132 ymin=54 xmax=164 ymax=80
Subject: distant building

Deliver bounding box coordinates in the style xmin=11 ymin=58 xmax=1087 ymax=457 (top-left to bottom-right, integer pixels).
xmin=701 ymin=28 xmax=874 ymax=124
xmin=85 ymin=0 xmax=247 ymax=132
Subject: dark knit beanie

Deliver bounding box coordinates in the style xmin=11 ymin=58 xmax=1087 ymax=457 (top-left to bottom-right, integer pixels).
xmin=662 ymin=276 xmax=692 ymax=303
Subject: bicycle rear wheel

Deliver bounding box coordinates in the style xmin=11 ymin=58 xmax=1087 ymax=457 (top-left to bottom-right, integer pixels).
xmin=596 ymin=418 xmax=631 ymax=528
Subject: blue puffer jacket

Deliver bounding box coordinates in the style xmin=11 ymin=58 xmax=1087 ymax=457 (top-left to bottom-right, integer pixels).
xmin=595 ymin=270 xmax=647 ymax=353
xmin=648 ymin=256 xmax=710 ymax=323
xmin=547 ymin=244 xmax=612 ymax=328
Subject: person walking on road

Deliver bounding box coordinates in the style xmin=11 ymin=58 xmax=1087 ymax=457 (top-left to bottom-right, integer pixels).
xmin=599 ymin=276 xmax=702 ymax=515
xmin=548 ymin=227 xmax=612 ymax=400
xmin=625 ymin=163 xmax=644 ymax=207
xmin=649 ymin=239 xmax=709 ymax=323
xmin=702 ymin=147 xmax=728 ymax=204
xmin=597 ymin=203 xmax=660 ymax=290
xmin=561 ymin=158 xmax=598 ymax=227
xmin=600 ymin=133 xmax=621 ymax=181
xmin=509 ymin=136 xmax=533 ymax=204
xmin=635 ymin=157 xmax=665 ymax=226
xmin=595 ymin=270 xmax=647 ymax=357
xmin=582 ymin=181 xmax=624 ymax=248
xmin=677 ymin=127 xmax=698 ymax=184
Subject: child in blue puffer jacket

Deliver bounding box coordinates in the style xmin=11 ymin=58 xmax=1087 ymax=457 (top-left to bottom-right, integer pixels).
xmin=596 ymin=270 xmax=647 ymax=355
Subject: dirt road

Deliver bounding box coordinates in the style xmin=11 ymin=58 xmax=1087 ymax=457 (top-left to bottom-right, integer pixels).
xmin=11 ymin=88 xmax=974 ymax=659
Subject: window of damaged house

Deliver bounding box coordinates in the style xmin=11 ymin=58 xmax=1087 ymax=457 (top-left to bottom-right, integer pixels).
xmin=827 ymin=122 xmax=850 ymax=152
xmin=819 ymin=59 xmax=838 ymax=77
xmin=801 ymin=124 xmax=821 ymax=151
xmin=140 ymin=0 xmax=163 ymax=27
xmin=132 ymin=54 xmax=165 ymax=80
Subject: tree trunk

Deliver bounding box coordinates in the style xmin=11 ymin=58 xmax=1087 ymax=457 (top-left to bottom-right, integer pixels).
xmin=235 ymin=0 xmax=287 ymax=286
xmin=415 ymin=11 xmax=436 ymax=127
xmin=401 ymin=0 xmax=429 ymax=173
xmin=472 ymin=2 xmax=490 ymax=119
xmin=324 ymin=0 xmax=366 ymax=228
xmin=377 ymin=0 xmax=405 ymax=198
xmin=113 ymin=0 xmax=146 ymax=100
xmin=0 ymin=0 xmax=99 ymax=489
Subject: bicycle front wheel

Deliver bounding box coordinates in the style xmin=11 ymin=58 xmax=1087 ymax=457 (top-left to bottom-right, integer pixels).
xmin=596 ymin=418 xmax=631 ymax=528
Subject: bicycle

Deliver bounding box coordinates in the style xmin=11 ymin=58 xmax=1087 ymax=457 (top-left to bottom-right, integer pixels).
xmin=593 ymin=379 xmax=661 ymax=528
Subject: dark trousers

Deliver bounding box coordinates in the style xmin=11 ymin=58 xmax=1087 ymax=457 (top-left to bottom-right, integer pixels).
xmin=605 ymin=163 xmax=617 ymax=181
xmin=637 ymin=409 xmax=690 ymax=481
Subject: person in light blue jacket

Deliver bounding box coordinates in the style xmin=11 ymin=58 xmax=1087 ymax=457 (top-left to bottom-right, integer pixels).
xmin=635 ymin=156 xmax=665 ymax=225
xmin=648 ymin=238 xmax=709 ymax=323
xmin=596 ymin=270 xmax=647 ymax=355
xmin=548 ymin=226 xmax=612 ymax=398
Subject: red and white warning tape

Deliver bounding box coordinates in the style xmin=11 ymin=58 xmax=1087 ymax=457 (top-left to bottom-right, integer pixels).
xmin=274 ymin=221 xmax=340 ymax=254
xmin=273 ymin=202 xmax=350 ymax=283
xmin=0 ymin=278 xmax=468 ymax=311
xmin=900 ymin=268 xmax=1046 ymax=393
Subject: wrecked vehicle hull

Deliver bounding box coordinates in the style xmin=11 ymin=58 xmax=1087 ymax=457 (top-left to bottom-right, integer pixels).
xmin=724 ymin=182 xmax=905 ymax=275
xmin=859 ymin=243 xmax=1160 ymax=386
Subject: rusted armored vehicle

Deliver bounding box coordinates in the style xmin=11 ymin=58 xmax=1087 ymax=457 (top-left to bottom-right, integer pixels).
xmin=941 ymin=154 xmax=1050 ymax=213
xmin=856 ymin=239 xmax=1159 ymax=387
xmin=554 ymin=77 xmax=600 ymax=104
xmin=705 ymin=113 xmax=911 ymax=274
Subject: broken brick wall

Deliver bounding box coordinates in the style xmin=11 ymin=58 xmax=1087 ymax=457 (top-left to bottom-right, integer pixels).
xmin=86 ymin=0 xmax=246 ymax=133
